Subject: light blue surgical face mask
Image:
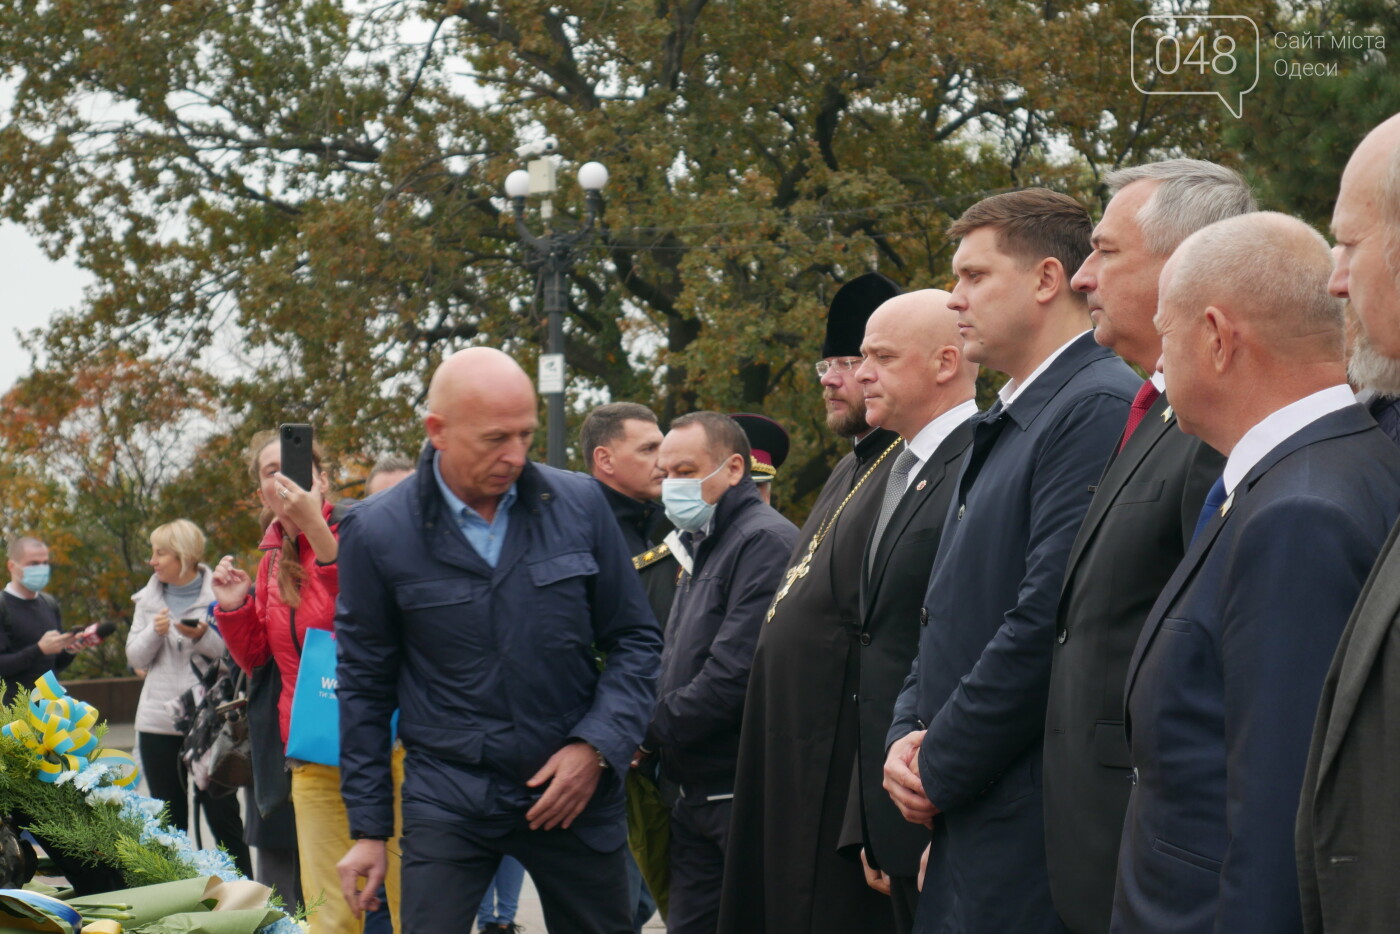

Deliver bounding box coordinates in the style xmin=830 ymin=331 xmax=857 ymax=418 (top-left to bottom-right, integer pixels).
xmin=20 ymin=563 xmax=50 ymax=593
xmin=662 ymin=461 xmax=729 ymax=532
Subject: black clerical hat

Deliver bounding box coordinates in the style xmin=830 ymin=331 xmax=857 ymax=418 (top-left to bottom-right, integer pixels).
xmin=731 ymin=413 xmax=789 ymax=484
xmin=821 ymin=272 xmax=901 ymax=358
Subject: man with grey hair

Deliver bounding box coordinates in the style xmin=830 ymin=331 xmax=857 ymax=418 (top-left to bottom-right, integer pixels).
xmin=1042 ymin=159 xmax=1247 ymax=932
xmin=1297 ymin=112 xmax=1400 ymax=933
xmin=1113 ymin=212 xmax=1400 ymax=933
xmin=364 ymin=454 xmax=414 ymax=497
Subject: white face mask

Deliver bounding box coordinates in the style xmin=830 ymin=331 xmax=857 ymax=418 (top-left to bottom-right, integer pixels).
xmin=662 ymin=461 xmax=728 ymax=532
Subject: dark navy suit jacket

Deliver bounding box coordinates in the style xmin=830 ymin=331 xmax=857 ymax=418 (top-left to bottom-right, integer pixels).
xmin=889 ymin=331 xmax=1138 ymax=933
xmin=1113 ymin=404 xmax=1400 ymax=934
xmin=1367 ymin=392 xmax=1400 ymax=447
xmin=336 ymin=447 xmax=662 ymax=849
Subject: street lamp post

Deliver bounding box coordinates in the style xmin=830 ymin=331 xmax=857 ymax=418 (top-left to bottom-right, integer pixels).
xmin=504 ymin=160 xmax=608 ymax=469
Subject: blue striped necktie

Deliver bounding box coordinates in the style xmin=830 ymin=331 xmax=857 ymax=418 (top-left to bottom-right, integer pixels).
xmin=1190 ymin=477 xmax=1228 ymax=545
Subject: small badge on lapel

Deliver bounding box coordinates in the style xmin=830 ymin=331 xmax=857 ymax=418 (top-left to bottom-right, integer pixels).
xmin=916 ymin=479 xmax=928 ymax=491
xmin=1161 ymin=405 xmax=1174 ymax=422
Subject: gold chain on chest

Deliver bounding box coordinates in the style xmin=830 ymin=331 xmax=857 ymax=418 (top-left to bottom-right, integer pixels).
xmin=765 ymin=438 xmax=902 ymax=623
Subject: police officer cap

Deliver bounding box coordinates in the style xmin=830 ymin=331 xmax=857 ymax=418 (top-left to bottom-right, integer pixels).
xmin=731 ymin=413 xmax=789 ymax=484
xmin=821 ymin=271 xmax=902 ymax=359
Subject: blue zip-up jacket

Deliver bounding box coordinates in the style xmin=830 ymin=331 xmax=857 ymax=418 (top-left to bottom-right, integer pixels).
xmin=645 ymin=478 xmax=798 ymax=789
xmin=336 ymin=444 xmax=662 ymax=850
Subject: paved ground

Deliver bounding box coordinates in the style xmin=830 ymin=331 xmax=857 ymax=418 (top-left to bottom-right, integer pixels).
xmin=104 ymin=722 xmax=668 ymax=931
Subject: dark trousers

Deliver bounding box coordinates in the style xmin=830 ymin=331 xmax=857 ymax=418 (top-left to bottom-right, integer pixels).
xmin=668 ymin=798 xmax=731 ymax=934
xmin=891 ymin=874 xmax=920 ymax=934
xmin=139 ymin=731 xmax=252 ymax=876
xmin=625 ymin=847 xmax=657 ymax=932
xmin=401 ymin=817 xmax=632 ymax=934
xmin=244 ymin=797 xmax=300 ymax=911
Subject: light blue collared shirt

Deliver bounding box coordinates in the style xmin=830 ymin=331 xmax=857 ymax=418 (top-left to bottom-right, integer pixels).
xmin=433 ymin=452 xmax=517 ymax=568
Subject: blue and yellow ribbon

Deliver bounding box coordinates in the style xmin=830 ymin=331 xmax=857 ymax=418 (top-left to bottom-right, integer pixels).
xmin=1 ymin=672 xmax=139 ymax=787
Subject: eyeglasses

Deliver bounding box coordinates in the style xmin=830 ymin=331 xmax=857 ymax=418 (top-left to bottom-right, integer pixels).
xmin=814 ymin=356 xmax=863 ymax=378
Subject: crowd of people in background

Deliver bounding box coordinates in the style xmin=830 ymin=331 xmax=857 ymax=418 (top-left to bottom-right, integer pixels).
xmin=3 ymin=111 xmax=1399 ymax=934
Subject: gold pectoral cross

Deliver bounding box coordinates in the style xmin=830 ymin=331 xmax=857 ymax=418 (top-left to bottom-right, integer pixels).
xmin=766 ymin=549 xmax=813 ymax=623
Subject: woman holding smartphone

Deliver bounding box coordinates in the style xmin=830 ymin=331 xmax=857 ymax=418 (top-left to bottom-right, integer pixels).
xmin=212 ymin=431 xmax=401 ymax=934
xmin=126 ymin=518 xmax=251 ymax=875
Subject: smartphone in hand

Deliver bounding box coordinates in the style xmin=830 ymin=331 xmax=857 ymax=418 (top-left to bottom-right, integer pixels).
xmin=280 ymin=423 xmax=315 ymax=492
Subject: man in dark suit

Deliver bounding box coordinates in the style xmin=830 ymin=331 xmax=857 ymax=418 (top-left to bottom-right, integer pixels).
xmin=721 ymin=273 xmax=905 ymax=934
xmin=1298 ymin=111 xmax=1400 ymax=933
xmin=841 ymin=290 xmax=977 ymax=932
xmin=884 ymin=189 xmax=1138 ymax=933
xmin=1043 ymin=160 xmax=1252 ymax=933
xmin=1114 ymin=211 xmax=1400 ymax=933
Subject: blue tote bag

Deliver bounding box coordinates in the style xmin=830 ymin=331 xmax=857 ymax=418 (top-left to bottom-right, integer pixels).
xmin=286 ymin=627 xmax=399 ymax=766
xmin=285 ymin=627 xmax=340 ymax=765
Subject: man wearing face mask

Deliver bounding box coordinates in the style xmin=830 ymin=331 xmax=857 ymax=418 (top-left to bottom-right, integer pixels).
xmin=1 ymin=536 xmax=76 ymax=705
xmin=643 ymin=411 xmax=798 ymax=934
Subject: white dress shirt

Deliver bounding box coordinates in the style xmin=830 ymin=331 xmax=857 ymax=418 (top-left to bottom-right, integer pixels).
xmin=905 ymin=399 xmax=980 ymax=475
xmin=1222 ymin=385 xmax=1356 ymax=495
xmin=998 ymin=331 xmax=1092 ymax=409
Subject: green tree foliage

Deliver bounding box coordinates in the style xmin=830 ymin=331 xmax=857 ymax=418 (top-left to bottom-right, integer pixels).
xmin=0 ymin=0 xmax=1316 ymax=667
xmin=1225 ymin=0 xmax=1399 ymax=227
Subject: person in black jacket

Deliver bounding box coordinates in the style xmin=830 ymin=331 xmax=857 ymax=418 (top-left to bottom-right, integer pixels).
xmin=643 ymin=411 xmax=798 ymax=934
xmin=580 ymin=402 xmax=678 ymax=629
xmin=1 ymin=537 xmax=76 ymax=705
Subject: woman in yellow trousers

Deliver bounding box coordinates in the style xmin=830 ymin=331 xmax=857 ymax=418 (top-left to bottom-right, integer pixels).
xmin=215 ymin=430 xmax=403 ymax=932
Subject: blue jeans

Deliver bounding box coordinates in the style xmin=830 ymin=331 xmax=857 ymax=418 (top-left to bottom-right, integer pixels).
xmin=477 ymin=855 xmax=526 ymax=926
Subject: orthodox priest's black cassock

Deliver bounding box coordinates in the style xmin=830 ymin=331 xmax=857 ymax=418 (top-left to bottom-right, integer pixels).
xmin=719 ymin=427 xmax=901 ymax=933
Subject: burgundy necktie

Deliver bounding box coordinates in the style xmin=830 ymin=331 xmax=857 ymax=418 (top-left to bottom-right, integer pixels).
xmin=1118 ymin=381 xmax=1161 ymax=452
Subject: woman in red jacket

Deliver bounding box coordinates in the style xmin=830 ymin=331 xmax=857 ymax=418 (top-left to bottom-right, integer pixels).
xmin=212 ymin=431 xmax=400 ymax=933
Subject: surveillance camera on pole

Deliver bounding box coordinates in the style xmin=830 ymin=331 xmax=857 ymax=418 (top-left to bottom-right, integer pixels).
xmin=514 ymin=137 xmax=559 ymax=159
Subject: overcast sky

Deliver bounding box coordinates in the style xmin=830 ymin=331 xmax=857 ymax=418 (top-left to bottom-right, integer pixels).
xmin=0 ymin=221 xmax=88 ymax=394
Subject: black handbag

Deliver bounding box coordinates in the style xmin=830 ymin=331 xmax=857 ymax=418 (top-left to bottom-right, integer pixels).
xmin=249 ymin=600 xmax=310 ymax=817
xmin=247 ymin=656 xmax=291 ymax=818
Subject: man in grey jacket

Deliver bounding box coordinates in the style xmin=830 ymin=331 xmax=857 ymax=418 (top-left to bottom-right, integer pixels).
xmin=643 ymin=411 xmax=798 ymax=934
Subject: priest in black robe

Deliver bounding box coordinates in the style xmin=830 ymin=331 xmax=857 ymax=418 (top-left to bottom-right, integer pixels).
xmin=719 ymin=273 xmax=903 ymax=933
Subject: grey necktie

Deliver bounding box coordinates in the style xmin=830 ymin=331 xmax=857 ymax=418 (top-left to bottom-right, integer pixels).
xmin=868 ymin=446 xmax=919 ymax=572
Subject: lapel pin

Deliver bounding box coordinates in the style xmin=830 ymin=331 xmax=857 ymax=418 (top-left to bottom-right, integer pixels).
xmin=1161 ymin=405 xmax=1173 ymax=422
xmin=916 ymin=479 xmax=928 ymax=491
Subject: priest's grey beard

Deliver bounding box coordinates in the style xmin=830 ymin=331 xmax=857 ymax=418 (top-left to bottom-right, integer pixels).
xmin=1349 ymin=331 xmax=1400 ymax=397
